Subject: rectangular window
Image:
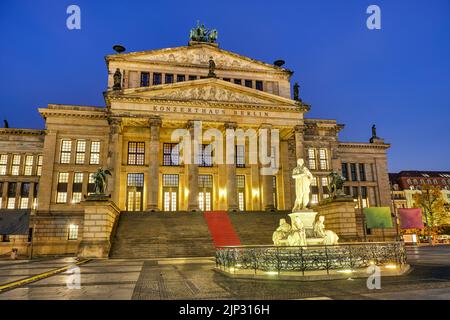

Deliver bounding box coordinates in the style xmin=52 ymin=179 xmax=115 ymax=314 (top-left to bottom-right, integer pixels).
xmin=57 ymin=172 xmax=69 ymax=203
xmin=140 ymin=72 xmax=150 ymax=87
xmin=165 ymin=74 xmax=174 ymax=84
xmin=198 ymin=175 xmax=213 ymax=188
xmin=90 ymin=141 xmax=101 ymax=164
xmin=68 ymin=224 xmax=79 ymax=240
xmin=11 ymin=154 xmax=21 ymax=175
xmin=200 ymin=144 xmax=213 ymax=167
xmin=162 ymin=174 xmax=179 ymax=187
xmin=128 ymin=142 xmax=145 ymax=165
xmin=88 ymin=173 xmax=95 ymax=195
xmin=33 ymin=183 xmax=39 ymax=209
xmin=272 ymin=176 xmax=278 ymax=209
xmin=223 ymin=78 xmax=231 ymax=82
xmin=255 ymin=81 xmax=263 ymax=91
xmin=75 ymin=140 xmax=86 ymax=164
xmin=321 ymin=176 xmax=329 ymax=196
xmin=341 ymin=163 xmax=348 ymax=180
xmin=60 ymin=140 xmax=72 ymax=164
xmin=244 ymin=80 xmax=253 ymax=88
xmin=311 ymin=194 xmax=319 ymax=205
xmin=361 ymin=186 xmax=368 ymax=208
xmin=72 ymin=172 xmax=83 ymax=203
xmin=153 ymin=73 xmax=162 ymax=85
xmin=359 ymin=163 xmax=366 ymax=181
xmin=188 ymin=75 xmax=197 ymax=81
xmin=36 ymin=155 xmax=43 ymax=176
xmin=20 ymin=182 xmax=30 ymax=209
xmin=0 ymin=154 xmax=7 ymax=175
xmin=163 ymin=143 xmax=180 ymax=166
xmin=24 ymin=155 xmax=34 ymax=176
xmin=234 ymin=79 xmax=242 ymax=85
xmin=352 ymin=186 xmax=359 ymax=208
xmin=350 ymin=163 xmax=357 ymax=181
xmin=319 ymin=149 xmax=328 ymax=170
xmin=308 ymin=148 xmax=316 ymax=170
xmin=177 ymin=74 xmax=185 ymax=82
xmin=237 ymin=175 xmax=246 ymax=211
xmin=7 ymin=182 xmax=17 ymax=209
xmin=1 ymin=235 xmax=10 ymax=242
xmin=236 ymin=145 xmax=245 ymax=168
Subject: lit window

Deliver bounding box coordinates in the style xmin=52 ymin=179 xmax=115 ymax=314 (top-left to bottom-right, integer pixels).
xmin=311 ymin=194 xmax=318 ymax=204
xmin=308 ymin=148 xmax=316 ymax=170
xmin=57 ymin=172 xmax=69 ymax=203
xmin=68 ymin=224 xmax=79 ymax=240
xmin=56 ymin=192 xmax=67 ymax=203
xmin=199 ymin=144 xmax=213 ymax=167
xmin=236 ymin=145 xmax=245 ymax=168
xmin=237 ymin=175 xmax=246 ymax=211
xmin=60 ymin=140 xmax=72 ymax=164
xmin=128 ymin=142 xmax=145 ymax=165
xmin=90 ymin=141 xmax=101 ymax=164
xmin=163 ymin=143 xmax=180 ymax=166
xmin=11 ymin=154 xmax=21 ymax=175
xmin=36 ymin=155 xmax=43 ymax=176
xmin=72 ymin=193 xmax=82 ymax=204
xmin=73 ymin=172 xmax=83 ymax=183
xmin=311 ymin=177 xmax=318 ymax=186
xmin=162 ymin=174 xmax=178 ymax=187
xmin=88 ymin=173 xmax=96 ymax=195
xmin=319 ymin=149 xmax=328 ymax=170
xmin=75 ymin=140 xmax=86 ymax=164
xmin=7 ymin=198 xmax=15 ymax=209
xmin=24 ymin=155 xmax=34 ymax=176
xmin=20 ymin=198 xmax=29 ymax=209
xmin=0 ymin=154 xmax=8 ymax=175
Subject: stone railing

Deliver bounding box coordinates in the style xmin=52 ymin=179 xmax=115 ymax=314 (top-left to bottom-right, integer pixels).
xmin=216 ymin=242 xmax=407 ymax=275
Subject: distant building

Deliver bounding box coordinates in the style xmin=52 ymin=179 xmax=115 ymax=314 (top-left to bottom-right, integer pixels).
xmin=389 ymin=171 xmax=450 ymax=213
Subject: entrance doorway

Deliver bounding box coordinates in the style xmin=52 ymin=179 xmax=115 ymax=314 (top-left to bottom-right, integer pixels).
xmin=127 ymin=173 xmax=144 ymax=211
xmin=199 ymin=175 xmax=213 ymax=211
xmin=163 ymin=174 xmax=179 ymax=211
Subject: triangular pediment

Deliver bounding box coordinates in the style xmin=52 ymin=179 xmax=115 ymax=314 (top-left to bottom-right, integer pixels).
xmin=111 ymin=78 xmax=296 ymax=106
xmin=107 ymin=44 xmax=286 ymax=72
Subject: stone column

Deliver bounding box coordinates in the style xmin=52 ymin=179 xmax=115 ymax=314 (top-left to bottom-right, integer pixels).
xmin=224 ymin=122 xmax=238 ymax=211
xmin=294 ymin=125 xmax=304 ymax=160
xmin=186 ymin=121 xmax=200 ymax=211
xmin=260 ymin=124 xmax=275 ymax=211
xmin=37 ymin=129 xmax=58 ymax=213
xmin=147 ymin=118 xmax=162 ymax=211
xmin=106 ymin=118 xmax=123 ymax=206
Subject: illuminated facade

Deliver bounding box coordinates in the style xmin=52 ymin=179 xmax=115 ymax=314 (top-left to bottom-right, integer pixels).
xmin=0 ymin=35 xmax=393 ymax=255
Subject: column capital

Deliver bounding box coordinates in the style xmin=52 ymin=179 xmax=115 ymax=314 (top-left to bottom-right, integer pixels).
xmin=148 ymin=117 xmax=162 ymax=128
xmin=259 ymin=123 xmax=272 ymax=129
xmin=224 ymin=121 xmax=237 ymax=130
xmin=294 ymin=124 xmax=304 ymax=133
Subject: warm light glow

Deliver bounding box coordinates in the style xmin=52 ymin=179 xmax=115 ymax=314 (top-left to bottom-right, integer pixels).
xmin=252 ymin=189 xmax=260 ymax=198
xmin=219 ymin=188 xmax=227 ymax=199
xmin=337 ymin=269 xmax=354 ymax=274
xmin=265 ymin=271 xmax=278 ymax=276
xmin=184 ymin=189 xmax=189 ymax=198
xmin=369 ymin=260 xmax=375 ymax=265
xmin=385 ymin=264 xmax=397 ymax=269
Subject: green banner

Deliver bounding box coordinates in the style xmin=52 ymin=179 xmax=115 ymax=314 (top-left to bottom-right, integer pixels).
xmin=363 ymin=207 xmax=393 ymax=228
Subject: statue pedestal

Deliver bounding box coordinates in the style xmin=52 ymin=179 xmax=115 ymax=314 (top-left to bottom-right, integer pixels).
xmin=289 ymin=211 xmax=318 ymax=230
xmin=78 ymin=196 xmax=120 ymax=258
xmin=316 ymin=197 xmax=358 ymax=240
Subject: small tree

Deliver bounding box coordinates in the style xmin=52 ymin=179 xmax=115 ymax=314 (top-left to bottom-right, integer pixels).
xmin=413 ymin=185 xmax=447 ymax=244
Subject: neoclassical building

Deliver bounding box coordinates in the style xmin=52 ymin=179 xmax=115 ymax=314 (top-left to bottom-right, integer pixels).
xmin=0 ymin=29 xmax=393 ymax=256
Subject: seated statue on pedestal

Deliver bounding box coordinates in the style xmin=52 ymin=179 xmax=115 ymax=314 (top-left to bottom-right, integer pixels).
xmin=272 ymin=219 xmax=292 ymax=246
xmin=313 ymin=216 xmax=339 ymax=245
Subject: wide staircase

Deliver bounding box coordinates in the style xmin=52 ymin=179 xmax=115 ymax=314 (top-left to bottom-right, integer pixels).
xmin=110 ymin=212 xmax=215 ymax=259
xmin=110 ymin=211 xmax=290 ymax=259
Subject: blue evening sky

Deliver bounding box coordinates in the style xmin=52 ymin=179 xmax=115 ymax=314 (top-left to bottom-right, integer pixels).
xmin=0 ymin=0 xmax=449 ymax=172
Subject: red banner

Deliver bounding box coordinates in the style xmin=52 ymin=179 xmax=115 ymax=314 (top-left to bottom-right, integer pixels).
xmin=398 ymin=208 xmax=424 ymax=230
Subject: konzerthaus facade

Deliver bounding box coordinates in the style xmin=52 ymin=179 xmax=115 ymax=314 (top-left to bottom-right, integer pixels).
xmin=0 ymin=30 xmax=393 ymax=256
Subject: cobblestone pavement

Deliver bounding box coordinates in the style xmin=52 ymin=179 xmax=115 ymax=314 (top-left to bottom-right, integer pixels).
xmin=0 ymin=246 xmax=449 ymax=300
